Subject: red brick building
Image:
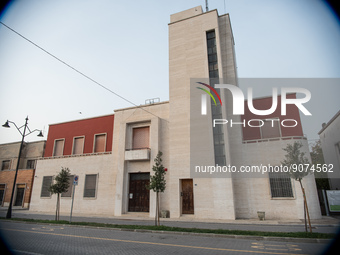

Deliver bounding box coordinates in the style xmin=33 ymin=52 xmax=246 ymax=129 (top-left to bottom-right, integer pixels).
xmin=44 ymin=114 xmax=114 ymax=157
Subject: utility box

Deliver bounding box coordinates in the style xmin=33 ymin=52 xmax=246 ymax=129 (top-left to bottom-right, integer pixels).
xmin=161 ymin=210 xmax=170 ymax=218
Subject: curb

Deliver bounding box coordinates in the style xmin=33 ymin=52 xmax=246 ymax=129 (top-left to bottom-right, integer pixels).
xmin=0 ymin=219 xmax=333 ymax=244
xmin=125 ymin=228 xmax=331 ymax=244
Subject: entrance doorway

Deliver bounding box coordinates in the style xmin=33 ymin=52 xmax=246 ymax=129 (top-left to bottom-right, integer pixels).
xmin=14 ymin=184 xmax=25 ymax=207
xmin=128 ymin=173 xmax=150 ymax=212
xmin=0 ymin=184 xmax=5 ymax=206
xmin=181 ymin=179 xmax=194 ymax=214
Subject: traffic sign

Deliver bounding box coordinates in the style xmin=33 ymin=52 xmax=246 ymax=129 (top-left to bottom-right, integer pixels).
xmin=73 ymin=175 xmax=79 ymax=185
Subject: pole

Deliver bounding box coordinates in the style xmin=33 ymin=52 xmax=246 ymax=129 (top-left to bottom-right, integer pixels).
xmin=6 ymin=117 xmax=28 ymax=219
xmin=303 ymin=198 xmax=307 ymax=232
xmin=299 ymin=179 xmax=312 ymax=233
xmin=69 ymin=184 xmax=75 ymax=223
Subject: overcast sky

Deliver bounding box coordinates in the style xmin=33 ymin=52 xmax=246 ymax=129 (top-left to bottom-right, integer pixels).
xmin=0 ymin=0 xmax=339 ymax=144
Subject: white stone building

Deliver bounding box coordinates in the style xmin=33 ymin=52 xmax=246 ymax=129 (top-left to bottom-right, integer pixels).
xmin=319 ymin=110 xmax=340 ymax=190
xmin=29 ymin=6 xmax=321 ymax=220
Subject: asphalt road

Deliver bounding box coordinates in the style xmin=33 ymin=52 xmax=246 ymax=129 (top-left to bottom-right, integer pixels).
xmin=1 ymin=210 xmax=339 ymax=234
xmin=0 ymin=221 xmax=335 ymax=255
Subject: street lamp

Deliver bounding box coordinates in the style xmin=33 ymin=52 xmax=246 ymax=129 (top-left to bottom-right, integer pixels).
xmin=2 ymin=116 xmax=43 ymax=219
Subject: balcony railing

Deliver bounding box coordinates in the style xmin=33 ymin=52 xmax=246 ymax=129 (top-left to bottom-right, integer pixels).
xmin=125 ymin=148 xmax=150 ymax=161
xmin=40 ymin=151 xmax=112 ymax=160
xmin=242 ymin=135 xmax=307 ymax=144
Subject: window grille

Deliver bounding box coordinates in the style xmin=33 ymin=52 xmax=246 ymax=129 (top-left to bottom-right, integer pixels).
xmin=84 ymin=174 xmax=97 ymax=198
xmin=206 ymin=30 xmax=226 ymax=166
xmin=41 ymin=176 xmax=53 ymax=197
xmin=269 ymin=172 xmax=293 ymax=198
xmin=61 ymin=175 xmax=74 ymax=197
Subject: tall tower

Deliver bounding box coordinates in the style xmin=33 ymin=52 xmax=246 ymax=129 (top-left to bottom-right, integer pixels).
xmin=168 ymin=6 xmax=239 ymax=219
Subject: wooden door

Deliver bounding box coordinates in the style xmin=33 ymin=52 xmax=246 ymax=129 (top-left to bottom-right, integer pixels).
xmin=128 ymin=173 xmax=150 ymax=212
xmin=0 ymin=184 xmax=5 ymax=206
xmin=14 ymin=184 xmax=25 ymax=206
xmin=181 ymin=179 xmax=194 ymax=214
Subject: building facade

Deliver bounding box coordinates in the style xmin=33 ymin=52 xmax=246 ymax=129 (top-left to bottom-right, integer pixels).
xmin=0 ymin=140 xmax=46 ymax=208
xmin=319 ymin=110 xmax=340 ymax=190
xmin=112 ymin=102 xmax=169 ymax=217
xmin=29 ymin=6 xmax=321 ymax=220
xmin=29 ymin=114 xmax=115 ymax=215
xmin=169 ymin=6 xmax=320 ymax=219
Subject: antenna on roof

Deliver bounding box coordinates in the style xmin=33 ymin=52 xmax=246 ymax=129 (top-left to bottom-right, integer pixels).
xmin=205 ymin=0 xmax=209 ymax=12
xmin=145 ymin=98 xmax=160 ymax=105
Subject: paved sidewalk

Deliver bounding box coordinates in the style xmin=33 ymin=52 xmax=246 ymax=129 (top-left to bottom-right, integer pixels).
xmin=1 ymin=208 xmax=339 ymax=234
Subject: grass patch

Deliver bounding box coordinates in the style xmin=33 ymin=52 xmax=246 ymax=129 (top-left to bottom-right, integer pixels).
xmin=0 ymin=217 xmax=335 ymax=239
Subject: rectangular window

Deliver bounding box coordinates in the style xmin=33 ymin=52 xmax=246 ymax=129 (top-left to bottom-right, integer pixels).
xmin=261 ymin=119 xmax=281 ymax=139
xmin=61 ymin=175 xmax=74 ymax=197
xmin=269 ymin=172 xmax=293 ymax=198
xmin=26 ymin=160 xmax=36 ymax=169
xmin=1 ymin=160 xmax=10 ymax=170
xmin=73 ymin=137 xmax=84 ymax=155
xmin=53 ymin=139 xmax=65 ymax=156
xmin=41 ymin=176 xmax=53 ymax=197
xmin=84 ymin=174 xmax=97 ymax=198
xmin=132 ymin=127 xmax=150 ymax=149
xmin=94 ymin=134 xmax=106 ymax=153
xmin=206 ymin=30 xmax=225 ymax=166
xmin=206 ymin=30 xmax=219 ymax=78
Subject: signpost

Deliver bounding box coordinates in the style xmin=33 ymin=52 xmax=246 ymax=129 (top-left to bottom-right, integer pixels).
xmin=69 ymin=175 xmax=78 ymax=223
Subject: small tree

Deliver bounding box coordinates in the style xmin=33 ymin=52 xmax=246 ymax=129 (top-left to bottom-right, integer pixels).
xmin=49 ymin=167 xmax=71 ymax=221
xmin=310 ymin=140 xmax=330 ymax=190
xmin=281 ymin=142 xmax=312 ymax=233
xmin=148 ymin=151 xmax=166 ymax=226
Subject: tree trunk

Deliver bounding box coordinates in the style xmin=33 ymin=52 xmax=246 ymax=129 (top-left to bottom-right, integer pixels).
xmin=55 ymin=193 xmax=60 ymax=221
xmin=155 ymin=192 xmax=158 ymax=226
xmin=55 ymin=194 xmax=58 ymax=221
xmin=157 ymin=192 xmax=160 ymax=226
xmin=299 ymin=179 xmax=312 ymax=233
xmin=58 ymin=193 xmax=60 ymax=221
xmin=304 ymin=199 xmax=307 ymax=232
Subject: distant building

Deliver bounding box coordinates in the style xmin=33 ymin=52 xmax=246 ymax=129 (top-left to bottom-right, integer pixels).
xmin=29 ymin=6 xmax=321 ymax=220
xmin=0 ymin=140 xmax=46 ymax=208
xmin=319 ymin=110 xmax=340 ymax=190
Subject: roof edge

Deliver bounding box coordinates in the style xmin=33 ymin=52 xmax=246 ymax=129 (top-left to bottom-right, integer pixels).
xmin=318 ymin=110 xmax=340 ymax=135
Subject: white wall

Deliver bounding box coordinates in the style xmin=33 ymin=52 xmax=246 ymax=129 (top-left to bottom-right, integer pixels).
xmin=319 ymin=111 xmax=340 ymax=189
xmin=30 ymin=154 xmax=115 ymax=216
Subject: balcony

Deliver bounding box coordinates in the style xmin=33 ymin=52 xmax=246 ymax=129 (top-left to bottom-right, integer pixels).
xmin=125 ymin=148 xmax=150 ymax=161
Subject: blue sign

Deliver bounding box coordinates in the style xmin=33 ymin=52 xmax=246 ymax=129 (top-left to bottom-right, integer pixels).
xmin=73 ymin=175 xmax=79 ymax=185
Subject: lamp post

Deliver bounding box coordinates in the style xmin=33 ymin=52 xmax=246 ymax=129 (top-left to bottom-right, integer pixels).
xmin=2 ymin=116 xmax=43 ymax=219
